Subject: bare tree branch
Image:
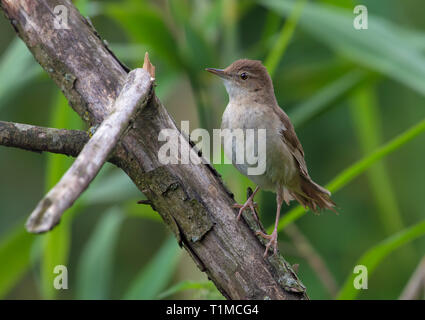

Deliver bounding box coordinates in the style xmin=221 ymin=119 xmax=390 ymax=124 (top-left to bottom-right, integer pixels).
xmin=26 ymin=68 xmax=153 ymax=233
xmin=0 ymin=120 xmax=88 ymax=157
xmin=0 ymin=121 xmax=129 ymax=166
xmin=0 ymin=0 xmax=308 ymax=299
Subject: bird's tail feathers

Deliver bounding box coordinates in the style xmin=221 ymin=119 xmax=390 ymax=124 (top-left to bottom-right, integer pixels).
xmin=290 ymin=176 xmax=336 ymax=213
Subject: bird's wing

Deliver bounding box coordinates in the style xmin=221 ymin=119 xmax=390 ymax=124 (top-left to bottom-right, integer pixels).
xmin=273 ymin=105 xmax=334 ymax=209
xmin=273 ymin=105 xmax=309 ymax=177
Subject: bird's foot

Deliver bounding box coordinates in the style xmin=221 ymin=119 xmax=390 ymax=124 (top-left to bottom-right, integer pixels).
xmin=256 ymin=230 xmax=278 ymax=258
xmin=232 ymin=199 xmax=259 ymax=221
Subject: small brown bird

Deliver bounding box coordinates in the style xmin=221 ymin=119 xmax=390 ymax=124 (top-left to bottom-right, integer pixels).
xmin=206 ymin=59 xmax=335 ymax=257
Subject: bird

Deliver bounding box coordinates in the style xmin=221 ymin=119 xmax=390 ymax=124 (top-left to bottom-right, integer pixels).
xmin=206 ymin=59 xmax=335 ymax=257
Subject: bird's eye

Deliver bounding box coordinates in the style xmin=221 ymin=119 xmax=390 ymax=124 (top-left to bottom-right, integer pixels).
xmin=240 ymin=72 xmax=248 ymax=80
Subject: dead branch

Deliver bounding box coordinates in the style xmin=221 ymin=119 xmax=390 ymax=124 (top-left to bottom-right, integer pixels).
xmin=399 ymin=256 xmax=425 ymax=300
xmin=0 ymin=0 xmax=308 ymax=300
xmin=26 ymin=68 xmax=153 ymax=233
xmin=0 ymin=121 xmax=88 ymax=157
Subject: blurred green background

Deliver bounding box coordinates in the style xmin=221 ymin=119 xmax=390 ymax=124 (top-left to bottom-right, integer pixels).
xmin=1 ymin=0 xmax=425 ymax=300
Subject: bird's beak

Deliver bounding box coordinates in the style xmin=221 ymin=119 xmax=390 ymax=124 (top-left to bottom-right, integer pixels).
xmin=205 ymin=68 xmax=228 ymax=79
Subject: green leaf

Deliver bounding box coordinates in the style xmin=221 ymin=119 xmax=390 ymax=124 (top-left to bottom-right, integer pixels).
xmin=264 ymin=0 xmax=306 ymax=77
xmin=0 ymin=225 xmax=35 ymax=298
xmin=337 ymin=219 xmax=425 ymax=300
xmin=168 ymin=0 xmax=191 ymax=27
xmin=262 ymin=0 xmax=425 ymax=96
xmin=220 ymin=0 xmax=238 ymax=62
xmin=349 ymin=85 xmax=406 ymax=235
xmin=82 ymin=168 xmax=141 ymax=206
xmin=258 ymin=11 xmax=282 ymax=50
xmin=214 ymin=148 xmax=256 ymax=205
xmin=108 ymin=43 xmax=148 ymax=62
xmin=106 ymin=2 xmax=181 ymax=69
xmin=157 ymin=280 xmax=216 ymax=299
xmin=75 ymin=0 xmax=91 ymax=16
xmin=290 ymin=69 xmax=370 ymax=127
xmin=40 ymin=92 xmax=82 ymax=299
xmin=183 ymin=24 xmax=214 ymax=72
xmin=0 ymin=38 xmax=41 ymax=109
xmin=275 ymin=117 xmax=425 ymax=232
xmin=124 ymin=236 xmax=181 ymax=300
xmin=125 ymin=202 xmax=162 ymax=222
xmin=76 ymin=207 xmax=124 ymax=299
xmin=41 ymin=223 xmax=71 ymax=299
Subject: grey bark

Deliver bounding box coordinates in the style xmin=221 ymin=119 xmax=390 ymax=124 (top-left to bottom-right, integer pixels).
xmin=0 ymin=120 xmax=88 ymax=157
xmin=0 ymin=0 xmax=308 ymax=299
xmin=26 ymin=68 xmax=153 ymax=233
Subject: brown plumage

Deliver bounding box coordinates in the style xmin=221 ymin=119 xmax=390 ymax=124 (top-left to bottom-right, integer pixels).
xmin=207 ymin=59 xmax=335 ymax=257
xmin=273 ymin=104 xmax=335 ymax=212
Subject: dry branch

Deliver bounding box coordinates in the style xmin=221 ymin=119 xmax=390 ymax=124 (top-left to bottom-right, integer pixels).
xmin=26 ymin=68 xmax=153 ymax=233
xmin=0 ymin=121 xmax=88 ymax=157
xmin=0 ymin=121 xmax=125 ymax=165
xmin=0 ymin=0 xmax=308 ymax=299
xmin=399 ymin=256 xmax=425 ymax=300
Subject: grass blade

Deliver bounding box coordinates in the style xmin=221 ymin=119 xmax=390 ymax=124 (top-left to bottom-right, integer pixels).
xmin=82 ymin=168 xmax=141 ymax=206
xmin=0 ymin=38 xmax=41 ymax=109
xmin=124 ymin=236 xmax=181 ymax=300
xmin=0 ymin=225 xmax=35 ymax=298
xmin=76 ymin=207 xmax=124 ymax=299
xmin=264 ymin=0 xmax=306 ymax=77
xmin=40 ymin=92 xmax=82 ymax=299
xmin=157 ymin=280 xmax=216 ymax=299
xmin=337 ymin=219 xmax=425 ymax=300
xmin=262 ymin=0 xmax=425 ymax=96
xmin=106 ymin=2 xmax=181 ymax=69
xmin=275 ymin=117 xmax=425 ymax=232
xmin=349 ymin=86 xmax=406 ymax=235
xmin=290 ymin=69 xmax=369 ymax=127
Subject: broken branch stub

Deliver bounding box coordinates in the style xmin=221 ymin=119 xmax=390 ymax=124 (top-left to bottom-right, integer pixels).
xmin=1 ymin=0 xmax=308 ymax=299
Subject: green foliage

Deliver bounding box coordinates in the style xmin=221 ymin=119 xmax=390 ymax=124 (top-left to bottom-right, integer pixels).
xmin=0 ymin=225 xmax=35 ymax=298
xmin=0 ymin=39 xmax=41 ymax=109
xmin=262 ymin=0 xmax=425 ymax=96
xmin=158 ymin=280 xmax=221 ymax=300
xmin=40 ymin=92 xmax=82 ymax=299
xmin=76 ymin=207 xmax=124 ymax=299
xmin=337 ymin=219 xmax=425 ymax=300
xmin=1 ymin=0 xmax=425 ymax=300
xmin=124 ymin=236 xmax=181 ymax=299
xmin=276 ymin=117 xmax=425 ymax=231
xmin=264 ymin=0 xmax=306 ymax=77
xmin=349 ymin=86 xmax=406 ymax=235
xmin=290 ymin=69 xmax=370 ymax=127
xmin=82 ymin=168 xmax=141 ymax=206
xmin=106 ymin=2 xmax=182 ymax=69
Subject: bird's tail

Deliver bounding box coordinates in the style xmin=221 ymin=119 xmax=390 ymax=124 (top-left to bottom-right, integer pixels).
xmin=290 ymin=176 xmax=336 ymax=213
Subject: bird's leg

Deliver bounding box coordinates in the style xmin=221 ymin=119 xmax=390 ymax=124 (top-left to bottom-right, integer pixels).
xmin=256 ymin=192 xmax=283 ymax=257
xmin=232 ymin=186 xmax=260 ymax=221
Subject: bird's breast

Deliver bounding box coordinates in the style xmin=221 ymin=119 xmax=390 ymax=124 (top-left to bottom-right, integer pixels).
xmin=220 ymin=102 xmax=297 ymax=191
xmin=221 ymin=101 xmax=269 ymax=130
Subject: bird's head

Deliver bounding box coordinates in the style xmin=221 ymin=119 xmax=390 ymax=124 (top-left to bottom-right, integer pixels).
xmin=206 ymin=59 xmax=275 ymax=103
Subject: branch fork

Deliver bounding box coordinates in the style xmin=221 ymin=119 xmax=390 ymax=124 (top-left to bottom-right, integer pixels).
xmin=26 ymin=58 xmax=155 ymax=233
xmin=1 ymin=0 xmax=308 ymax=299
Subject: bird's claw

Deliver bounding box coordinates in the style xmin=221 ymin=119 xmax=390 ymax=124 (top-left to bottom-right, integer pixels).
xmin=256 ymin=230 xmax=278 ymax=257
xmin=232 ymin=199 xmax=258 ymax=221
